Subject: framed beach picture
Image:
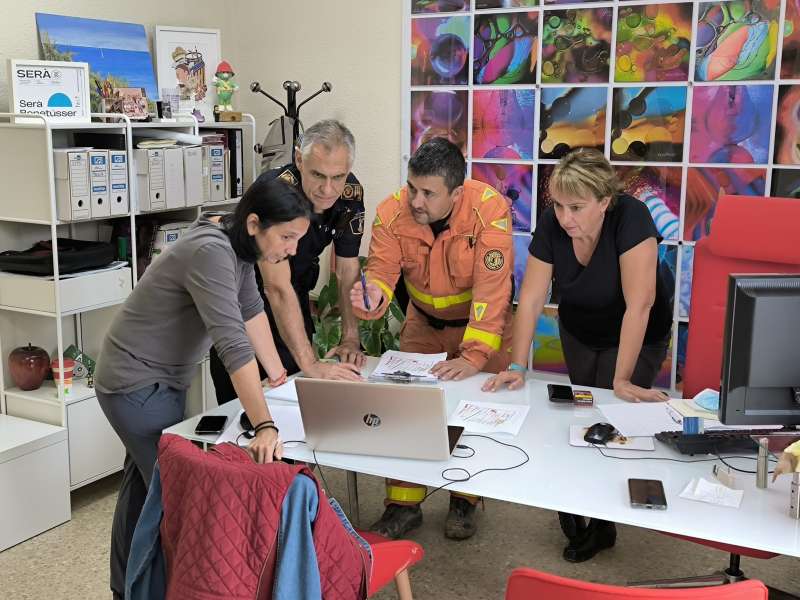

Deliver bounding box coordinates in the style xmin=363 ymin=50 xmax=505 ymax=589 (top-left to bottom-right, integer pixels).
xmin=35 ymin=13 xmax=158 ymax=114
xmin=154 ymin=26 xmax=221 ymax=123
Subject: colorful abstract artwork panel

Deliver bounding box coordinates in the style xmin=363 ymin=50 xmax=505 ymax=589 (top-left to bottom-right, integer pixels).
xmin=473 ymin=11 xmax=539 ymax=85
xmin=410 ymin=90 xmax=468 ymax=155
xmin=532 ymin=306 xmax=569 ymax=375
xmin=611 ymin=87 xmax=686 ymax=162
xmin=472 ymin=89 xmax=535 ymax=160
xmin=684 ymin=167 xmax=766 ymax=240
xmin=477 ymin=0 xmax=538 ymax=8
xmin=411 ymin=16 xmax=470 ymax=85
xmin=676 ymin=322 xmax=689 ymax=391
xmin=782 ymin=0 xmax=800 ymax=77
xmin=774 ymin=85 xmax=800 ymax=165
xmin=513 ymin=234 xmax=532 ymax=303
xmin=539 ymin=87 xmax=606 ymax=159
xmin=680 ymin=244 xmax=694 ymax=319
xmin=695 ymin=0 xmax=779 ymax=81
xmin=616 ymin=166 xmax=682 ymax=240
xmin=536 ymin=163 xmax=556 ymax=221
xmin=412 ymin=0 xmax=469 ymax=13
xmin=472 ymin=163 xmax=533 ymax=232
xmin=541 ymin=8 xmax=613 ymax=83
xmin=615 ymin=3 xmax=692 ymax=82
xmin=689 ymin=84 xmax=773 ymax=164
xmin=771 ymin=168 xmax=800 ymax=198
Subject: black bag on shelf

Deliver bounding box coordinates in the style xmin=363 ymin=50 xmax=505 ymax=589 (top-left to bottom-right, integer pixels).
xmin=0 ymin=239 xmax=117 ymax=275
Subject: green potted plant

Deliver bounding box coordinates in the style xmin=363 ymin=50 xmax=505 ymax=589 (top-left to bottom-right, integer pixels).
xmin=312 ymin=259 xmax=404 ymax=358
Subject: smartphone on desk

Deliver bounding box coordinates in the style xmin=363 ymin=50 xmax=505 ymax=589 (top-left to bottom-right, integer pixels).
xmin=194 ymin=415 xmax=228 ymax=435
xmin=628 ymin=478 xmax=667 ymax=510
xmin=547 ymin=383 xmax=574 ymax=403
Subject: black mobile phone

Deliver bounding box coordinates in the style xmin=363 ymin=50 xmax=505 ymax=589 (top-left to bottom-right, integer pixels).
xmin=547 ymin=383 xmax=574 ymax=403
xmin=194 ymin=415 xmax=228 ymax=435
xmin=628 ymin=478 xmax=668 ymax=510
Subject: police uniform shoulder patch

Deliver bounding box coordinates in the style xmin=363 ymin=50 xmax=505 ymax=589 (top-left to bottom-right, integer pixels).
xmin=342 ymin=183 xmax=363 ymax=201
xmin=278 ymin=169 xmax=298 ymax=187
xmin=349 ymin=212 xmax=365 ymax=235
xmin=483 ymin=249 xmax=504 ymax=271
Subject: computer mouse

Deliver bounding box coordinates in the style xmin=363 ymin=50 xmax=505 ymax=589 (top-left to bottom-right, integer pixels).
xmin=584 ymin=422 xmax=618 ymax=445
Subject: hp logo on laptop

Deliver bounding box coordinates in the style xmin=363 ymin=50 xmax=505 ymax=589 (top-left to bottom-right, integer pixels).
xmin=363 ymin=413 xmax=381 ymax=427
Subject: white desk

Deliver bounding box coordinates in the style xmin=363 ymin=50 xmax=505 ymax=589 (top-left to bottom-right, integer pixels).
xmin=164 ymin=365 xmax=800 ymax=559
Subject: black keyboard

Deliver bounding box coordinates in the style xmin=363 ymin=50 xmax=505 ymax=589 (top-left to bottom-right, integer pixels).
xmin=655 ymin=430 xmax=780 ymax=455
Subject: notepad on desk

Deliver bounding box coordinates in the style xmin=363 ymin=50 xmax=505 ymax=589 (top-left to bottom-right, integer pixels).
xmin=368 ymin=350 xmax=447 ymax=384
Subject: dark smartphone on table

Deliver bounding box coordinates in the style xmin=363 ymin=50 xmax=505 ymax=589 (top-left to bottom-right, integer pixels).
xmin=194 ymin=415 xmax=228 ymax=435
xmin=628 ymin=478 xmax=668 ymax=510
xmin=547 ymin=383 xmax=574 ymax=403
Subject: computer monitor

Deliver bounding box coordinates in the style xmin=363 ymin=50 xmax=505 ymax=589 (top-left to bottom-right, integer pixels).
xmin=719 ymin=274 xmax=800 ymax=426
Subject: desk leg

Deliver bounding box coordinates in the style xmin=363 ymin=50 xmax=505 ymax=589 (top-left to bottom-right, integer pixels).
xmin=346 ymin=470 xmax=360 ymax=526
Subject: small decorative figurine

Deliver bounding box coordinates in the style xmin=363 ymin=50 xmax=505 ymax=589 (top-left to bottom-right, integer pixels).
xmin=213 ymin=60 xmax=242 ymax=121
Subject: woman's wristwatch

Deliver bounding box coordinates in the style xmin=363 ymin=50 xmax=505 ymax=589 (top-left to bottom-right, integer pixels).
xmin=508 ymin=362 xmax=527 ymax=373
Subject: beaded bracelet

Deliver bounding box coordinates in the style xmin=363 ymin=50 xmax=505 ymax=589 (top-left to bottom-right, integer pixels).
xmin=268 ymin=369 xmax=288 ymax=387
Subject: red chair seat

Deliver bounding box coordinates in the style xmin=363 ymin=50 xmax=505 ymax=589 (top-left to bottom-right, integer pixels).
xmin=505 ymin=567 xmax=769 ymax=599
xmin=660 ymin=532 xmax=778 ymax=560
xmin=359 ymin=530 xmax=424 ymax=597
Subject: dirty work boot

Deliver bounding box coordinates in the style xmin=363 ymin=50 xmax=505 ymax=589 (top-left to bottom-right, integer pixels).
xmin=369 ymin=503 xmax=423 ymax=539
xmin=444 ymin=495 xmax=479 ymax=540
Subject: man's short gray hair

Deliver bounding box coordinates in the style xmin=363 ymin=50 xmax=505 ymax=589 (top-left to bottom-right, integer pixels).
xmin=298 ymin=119 xmax=355 ymax=168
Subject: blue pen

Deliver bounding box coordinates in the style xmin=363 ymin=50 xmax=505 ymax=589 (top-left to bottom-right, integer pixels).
xmin=360 ymin=269 xmax=371 ymax=310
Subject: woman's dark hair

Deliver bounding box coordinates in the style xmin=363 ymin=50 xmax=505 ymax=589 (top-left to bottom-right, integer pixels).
xmin=222 ymin=177 xmax=312 ymax=262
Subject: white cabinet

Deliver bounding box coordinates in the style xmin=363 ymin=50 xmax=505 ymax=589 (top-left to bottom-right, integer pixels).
xmin=66 ymin=396 xmax=126 ymax=487
xmin=0 ymin=415 xmax=70 ymax=551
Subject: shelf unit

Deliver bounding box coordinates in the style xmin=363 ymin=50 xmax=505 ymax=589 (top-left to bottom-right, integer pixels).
xmin=0 ymin=112 xmax=258 ymax=490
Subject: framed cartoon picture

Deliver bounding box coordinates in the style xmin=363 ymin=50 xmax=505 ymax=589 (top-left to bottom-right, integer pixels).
xmin=154 ymin=26 xmax=220 ymax=123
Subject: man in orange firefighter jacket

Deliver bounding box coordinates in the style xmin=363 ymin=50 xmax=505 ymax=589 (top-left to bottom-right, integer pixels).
xmin=350 ymin=137 xmax=514 ymax=540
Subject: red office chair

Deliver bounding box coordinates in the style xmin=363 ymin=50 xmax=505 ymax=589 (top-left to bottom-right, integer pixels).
xmin=505 ymin=567 xmax=768 ymax=599
xmin=361 ymin=530 xmax=423 ymax=599
xmin=651 ymin=195 xmax=800 ymax=590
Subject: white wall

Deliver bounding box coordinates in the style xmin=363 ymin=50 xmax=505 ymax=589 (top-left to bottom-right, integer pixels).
xmin=0 ymin=0 xmax=404 ymax=253
xmin=231 ymin=0 xmax=404 ymax=250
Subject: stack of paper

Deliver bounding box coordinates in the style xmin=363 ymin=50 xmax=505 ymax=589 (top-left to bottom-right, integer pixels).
xmin=369 ymin=350 xmax=447 ymax=383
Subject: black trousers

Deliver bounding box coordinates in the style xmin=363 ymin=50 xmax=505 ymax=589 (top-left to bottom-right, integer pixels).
xmin=557 ymin=322 xmax=669 ymax=542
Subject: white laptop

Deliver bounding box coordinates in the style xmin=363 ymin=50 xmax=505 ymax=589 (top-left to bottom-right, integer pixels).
xmin=295 ymin=378 xmax=463 ymax=460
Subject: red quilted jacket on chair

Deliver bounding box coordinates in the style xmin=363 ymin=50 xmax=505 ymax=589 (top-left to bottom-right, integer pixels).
xmin=157 ymin=434 xmax=370 ymax=600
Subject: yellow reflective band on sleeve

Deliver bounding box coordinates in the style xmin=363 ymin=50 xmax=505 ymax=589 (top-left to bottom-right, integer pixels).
xmin=473 ymin=302 xmax=488 ymax=321
xmin=481 ymin=187 xmax=498 ymax=202
xmin=386 ymin=484 xmax=426 ymax=504
xmin=463 ymin=326 xmax=502 ymax=351
xmin=370 ymin=277 xmax=394 ymax=301
xmin=405 ymin=279 xmax=472 ymax=309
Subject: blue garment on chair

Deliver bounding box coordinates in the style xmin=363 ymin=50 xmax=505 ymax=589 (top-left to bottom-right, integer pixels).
xmin=125 ymin=463 xmax=166 ymax=600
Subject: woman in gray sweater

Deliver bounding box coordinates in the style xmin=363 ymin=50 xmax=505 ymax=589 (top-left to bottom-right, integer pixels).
xmin=95 ymin=177 xmax=311 ymax=599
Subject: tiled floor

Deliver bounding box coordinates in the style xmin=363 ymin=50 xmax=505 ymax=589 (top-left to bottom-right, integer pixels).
xmin=2 ymin=467 xmax=799 ymax=599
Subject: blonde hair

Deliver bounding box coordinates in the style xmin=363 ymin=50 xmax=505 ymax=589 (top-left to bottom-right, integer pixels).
xmin=549 ymin=148 xmax=621 ymax=208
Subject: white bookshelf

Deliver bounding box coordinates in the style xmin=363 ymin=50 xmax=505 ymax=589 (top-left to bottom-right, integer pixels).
xmin=0 ymin=112 xmax=258 ymax=490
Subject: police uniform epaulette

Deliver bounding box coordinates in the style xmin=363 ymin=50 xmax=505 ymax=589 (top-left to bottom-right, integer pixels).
xmin=277 ymin=168 xmax=299 ymax=187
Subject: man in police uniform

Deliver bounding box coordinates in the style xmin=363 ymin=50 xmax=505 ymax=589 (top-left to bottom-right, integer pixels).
xmin=210 ymin=119 xmax=364 ymax=402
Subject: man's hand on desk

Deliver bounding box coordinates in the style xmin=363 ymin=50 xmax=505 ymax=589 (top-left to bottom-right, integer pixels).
xmin=430 ymin=357 xmax=478 ymax=381
xmin=482 ymin=370 xmax=525 ymax=392
xmin=325 ymin=339 xmax=367 ymax=368
xmin=303 ymin=359 xmax=363 ymax=381
xmin=613 ymin=379 xmax=669 ymax=403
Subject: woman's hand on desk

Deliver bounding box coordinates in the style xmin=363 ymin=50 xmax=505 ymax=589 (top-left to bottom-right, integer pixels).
xmin=482 ymin=370 xmax=525 ymax=392
xmin=248 ymin=427 xmax=283 ymax=464
xmin=613 ymin=379 xmax=669 ymax=403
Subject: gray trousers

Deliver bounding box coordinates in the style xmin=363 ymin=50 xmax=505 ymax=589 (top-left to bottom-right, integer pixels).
xmin=97 ymin=383 xmax=186 ymax=600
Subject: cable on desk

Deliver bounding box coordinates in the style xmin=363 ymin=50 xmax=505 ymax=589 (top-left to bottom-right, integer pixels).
xmin=421 ymin=434 xmax=530 ymax=503
xmin=590 ymin=443 xmax=777 ymax=474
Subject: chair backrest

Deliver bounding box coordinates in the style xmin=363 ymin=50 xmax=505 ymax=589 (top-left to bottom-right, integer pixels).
xmin=683 ymin=195 xmax=800 ymax=398
xmin=505 ymin=568 xmax=768 ymax=600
